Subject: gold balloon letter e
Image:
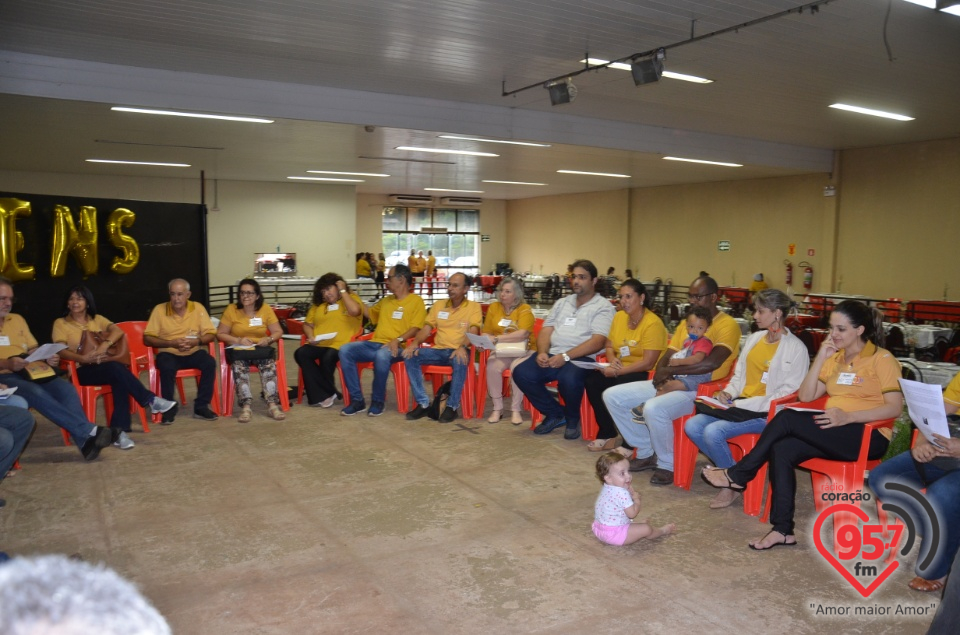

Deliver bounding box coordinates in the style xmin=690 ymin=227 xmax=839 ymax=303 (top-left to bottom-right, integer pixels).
xmin=0 ymin=198 xmax=36 ymax=282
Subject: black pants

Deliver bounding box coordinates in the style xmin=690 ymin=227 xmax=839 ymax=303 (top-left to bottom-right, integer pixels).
xmin=155 ymin=350 xmax=217 ymax=410
xmin=77 ymin=361 xmax=155 ymax=432
xmin=727 ymin=409 xmax=888 ymax=536
xmin=583 ymin=371 xmax=649 ymax=440
xmin=294 ymin=344 xmax=341 ymax=404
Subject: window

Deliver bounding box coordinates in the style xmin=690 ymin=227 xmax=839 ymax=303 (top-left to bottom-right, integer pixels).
xmin=381 ymin=206 xmax=480 ymax=275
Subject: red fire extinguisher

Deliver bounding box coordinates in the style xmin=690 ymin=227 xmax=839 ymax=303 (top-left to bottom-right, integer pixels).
xmin=799 ymin=261 xmax=813 ymax=290
xmin=784 ymin=260 xmax=793 ymax=286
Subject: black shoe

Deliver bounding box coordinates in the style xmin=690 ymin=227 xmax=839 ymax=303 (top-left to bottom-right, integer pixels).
xmin=81 ymin=426 xmax=113 ymax=461
xmin=0 ymin=499 xmax=5 ymax=508
xmin=563 ymin=422 xmax=581 ymax=440
xmin=533 ymin=416 xmax=566 ymax=435
xmin=628 ymin=454 xmax=658 ymax=472
xmin=161 ymin=403 xmax=179 ymax=424
xmin=438 ymin=406 xmax=458 ymax=423
xmin=193 ymin=406 xmax=218 ymax=421
xmin=649 ymin=468 xmax=674 ymax=486
xmin=406 ymin=404 xmax=428 ymax=420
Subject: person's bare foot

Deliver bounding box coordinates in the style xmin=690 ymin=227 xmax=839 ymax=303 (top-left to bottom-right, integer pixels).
xmin=650 ymin=523 xmax=676 ymax=539
xmin=709 ymin=488 xmax=739 ymax=509
xmin=748 ymin=530 xmax=797 ymax=551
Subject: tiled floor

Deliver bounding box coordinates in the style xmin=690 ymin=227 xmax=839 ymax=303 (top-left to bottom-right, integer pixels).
xmin=0 ymin=345 xmax=940 ymax=633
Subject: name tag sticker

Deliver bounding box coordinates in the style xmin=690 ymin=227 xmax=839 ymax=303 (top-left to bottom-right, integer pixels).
xmin=328 ymin=304 xmax=339 ymax=311
xmin=0 ymin=336 xmax=9 ymax=346
xmin=563 ymin=317 xmax=577 ymax=327
xmin=392 ymin=310 xmax=404 ymax=319
xmin=498 ymin=318 xmax=512 ymax=328
xmin=619 ymin=345 xmax=631 ymax=358
xmin=249 ymin=317 xmax=263 ymax=327
xmin=760 ymin=371 xmax=769 ymax=385
xmin=837 ymin=372 xmax=857 ymax=385
xmin=438 ymin=311 xmax=450 ymax=320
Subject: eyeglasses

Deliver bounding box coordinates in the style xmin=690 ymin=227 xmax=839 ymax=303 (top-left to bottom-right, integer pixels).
xmin=238 ymin=291 xmax=257 ymax=297
xmin=688 ymin=292 xmax=714 ymax=301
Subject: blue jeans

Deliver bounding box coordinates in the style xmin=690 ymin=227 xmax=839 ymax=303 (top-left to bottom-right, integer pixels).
xmin=404 ymin=347 xmax=467 ymax=411
xmin=683 ymin=412 xmax=767 ymax=469
xmin=869 ymin=450 xmax=960 ymax=580
xmin=0 ymin=375 xmax=95 ymax=448
xmin=0 ymin=400 xmax=34 ymax=482
xmin=338 ymin=340 xmax=402 ymax=404
xmin=512 ymin=355 xmax=591 ymax=426
xmin=602 ymin=380 xmax=696 ymax=472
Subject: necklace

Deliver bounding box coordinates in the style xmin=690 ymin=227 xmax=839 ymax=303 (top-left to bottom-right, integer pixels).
xmin=627 ymin=309 xmax=643 ymax=330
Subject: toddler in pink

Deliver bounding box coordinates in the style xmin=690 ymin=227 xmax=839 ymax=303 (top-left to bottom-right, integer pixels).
xmin=593 ymin=452 xmax=676 ymax=546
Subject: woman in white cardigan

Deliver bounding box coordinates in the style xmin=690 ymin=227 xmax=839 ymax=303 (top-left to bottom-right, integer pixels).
xmin=684 ymin=289 xmax=809 ymax=509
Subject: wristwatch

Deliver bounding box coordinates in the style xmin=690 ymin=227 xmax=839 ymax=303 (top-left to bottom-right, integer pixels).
xmin=562 ymin=353 xmax=570 ymax=362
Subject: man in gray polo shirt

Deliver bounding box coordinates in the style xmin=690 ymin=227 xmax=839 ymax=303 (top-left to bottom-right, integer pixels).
xmin=513 ymin=259 xmax=615 ymax=440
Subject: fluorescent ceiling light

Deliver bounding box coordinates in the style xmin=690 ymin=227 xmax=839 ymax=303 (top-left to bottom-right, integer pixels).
xmin=828 ymin=103 xmax=914 ymax=121
xmin=288 ymin=176 xmax=364 ymax=182
xmin=581 ymin=58 xmax=713 ymax=83
xmin=900 ymin=0 xmax=935 ymax=7
xmin=396 ymin=146 xmax=499 ymax=157
xmin=306 ymin=170 xmax=389 ymax=177
xmin=111 ymin=106 xmax=274 ymax=123
xmin=86 ymin=159 xmax=190 ymax=167
xmin=438 ymin=135 xmax=551 ymax=147
xmin=663 ymin=156 xmax=742 ymax=167
xmin=557 ymin=169 xmax=630 ymax=178
xmin=424 ymin=188 xmax=484 ymax=193
xmin=941 ymin=4 xmax=960 ymax=15
xmin=482 ymin=180 xmax=547 ymax=186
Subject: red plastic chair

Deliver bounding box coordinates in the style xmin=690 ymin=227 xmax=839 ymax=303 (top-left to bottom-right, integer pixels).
xmin=147 ymin=340 xmax=221 ymax=422
xmin=218 ymin=340 xmax=290 ymax=415
xmin=672 ymin=378 xmax=730 ymax=489
xmin=335 ymin=333 xmax=410 ymax=412
xmin=761 ymin=396 xmax=896 ymax=542
xmin=476 ymin=318 xmax=543 ymax=419
xmin=115 ymin=321 xmax=154 ymax=430
xmin=60 ymin=359 xmax=114 ymax=446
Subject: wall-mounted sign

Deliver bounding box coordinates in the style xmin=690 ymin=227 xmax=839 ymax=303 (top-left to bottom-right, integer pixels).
xmin=718 ymin=240 xmax=730 ymax=252
xmin=807 ymin=248 xmax=815 ymax=257
xmin=788 ymin=243 xmax=796 ymax=256
xmin=481 ymin=234 xmax=490 ymax=242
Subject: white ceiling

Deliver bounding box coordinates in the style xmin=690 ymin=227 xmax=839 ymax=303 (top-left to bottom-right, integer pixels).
xmin=0 ymin=0 xmax=958 ymax=200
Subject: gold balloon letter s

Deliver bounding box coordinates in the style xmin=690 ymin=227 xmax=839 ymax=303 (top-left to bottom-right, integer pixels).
xmin=51 ymin=205 xmax=99 ymax=277
xmin=107 ymin=208 xmax=139 ymax=274
xmin=0 ymin=198 xmax=36 ymax=282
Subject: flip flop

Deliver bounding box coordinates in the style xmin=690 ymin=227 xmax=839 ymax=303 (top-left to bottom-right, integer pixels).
xmin=701 ymin=466 xmax=745 ymax=491
xmin=748 ymin=530 xmax=797 ymax=551
xmin=586 ymin=437 xmax=620 ymax=452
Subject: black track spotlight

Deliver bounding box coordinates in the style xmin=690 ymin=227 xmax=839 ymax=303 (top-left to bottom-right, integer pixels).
xmin=546 ymin=78 xmax=577 ymax=106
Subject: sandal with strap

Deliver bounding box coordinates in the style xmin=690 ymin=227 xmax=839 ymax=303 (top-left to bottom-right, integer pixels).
xmin=238 ymin=405 xmax=252 ymax=423
xmin=586 ymin=437 xmax=621 ymax=452
xmin=908 ymin=576 xmax=945 ymax=592
xmin=269 ymin=403 xmax=286 ymax=421
xmin=701 ymin=466 xmax=746 ymax=491
xmin=748 ymin=530 xmax=797 ymax=551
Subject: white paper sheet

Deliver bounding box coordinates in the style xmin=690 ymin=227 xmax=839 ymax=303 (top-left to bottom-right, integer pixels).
xmin=696 ymin=396 xmax=730 ymax=410
xmin=899 ymin=378 xmax=951 ymax=446
xmin=466 ymin=333 xmax=496 ymax=350
xmin=0 ymin=386 xmax=18 ymax=398
xmin=570 ymin=360 xmax=609 ymax=370
xmin=25 ymin=343 xmax=67 ymax=362
xmin=786 ymin=406 xmax=826 ymax=414
xmin=313 ymin=332 xmax=337 ymax=342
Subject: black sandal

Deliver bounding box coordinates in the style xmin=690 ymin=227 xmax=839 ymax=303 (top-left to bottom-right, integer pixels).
xmin=701 ymin=467 xmax=745 ymax=491
xmin=748 ymin=530 xmax=797 ymax=551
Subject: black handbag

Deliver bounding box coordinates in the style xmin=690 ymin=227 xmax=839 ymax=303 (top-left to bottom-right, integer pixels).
xmin=225 ymin=345 xmax=277 ymax=364
xmin=694 ymin=400 xmax=765 ymax=423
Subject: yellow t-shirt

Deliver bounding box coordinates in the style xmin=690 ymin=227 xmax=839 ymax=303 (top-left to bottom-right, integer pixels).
xmin=144 ymin=301 xmax=217 ymax=356
xmin=356 ymin=258 xmax=372 ymax=278
xmin=818 ymin=342 xmax=902 ymax=412
xmin=370 ymin=294 xmax=427 ymax=344
xmin=482 ymin=302 xmax=536 ymax=349
xmin=52 ymin=314 xmax=114 ymax=352
xmin=607 ymin=309 xmax=668 ymax=365
xmin=740 ymin=338 xmax=780 ymax=399
xmin=425 ymin=299 xmax=483 ymax=350
xmin=666 ymin=310 xmax=741 ymax=380
xmin=220 ymin=304 xmax=279 ymax=341
xmin=749 ymin=280 xmax=769 ymax=293
xmin=944 ymin=372 xmax=960 ymax=410
xmin=426 ymin=255 xmax=436 ymax=275
xmin=304 ymin=293 xmax=364 ymax=350
xmin=0 ymin=314 xmax=38 ymax=368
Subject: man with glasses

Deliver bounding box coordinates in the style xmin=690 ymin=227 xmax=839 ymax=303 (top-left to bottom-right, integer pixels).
xmin=603 ymin=276 xmax=741 ymax=485
xmin=403 ymin=272 xmax=482 ymax=423
xmin=144 ymin=278 xmax=218 ymax=421
xmin=339 ymin=264 xmax=426 ymax=417
xmin=513 ymin=259 xmax=615 ymax=440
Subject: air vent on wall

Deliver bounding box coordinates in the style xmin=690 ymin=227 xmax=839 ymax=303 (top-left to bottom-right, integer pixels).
xmin=439 ymin=197 xmax=482 ymax=206
xmin=388 ymin=194 xmax=434 ymax=205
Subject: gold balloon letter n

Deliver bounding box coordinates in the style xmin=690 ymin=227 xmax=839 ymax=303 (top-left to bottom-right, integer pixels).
xmin=51 ymin=205 xmax=99 ymax=277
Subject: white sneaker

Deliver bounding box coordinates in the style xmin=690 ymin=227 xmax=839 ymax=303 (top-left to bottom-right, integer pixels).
xmin=113 ymin=431 xmax=135 ymax=450
xmin=150 ymin=395 xmax=178 ymax=414
xmin=319 ymin=395 xmax=337 ymax=408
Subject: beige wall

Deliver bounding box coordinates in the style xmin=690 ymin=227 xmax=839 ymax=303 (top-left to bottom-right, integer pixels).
xmin=627 ymin=174 xmax=832 ymax=292
xmin=505 ymin=190 xmax=629 ymax=276
xmin=0 ymin=170 xmax=357 ymax=287
xmin=836 ymin=137 xmax=960 ymax=300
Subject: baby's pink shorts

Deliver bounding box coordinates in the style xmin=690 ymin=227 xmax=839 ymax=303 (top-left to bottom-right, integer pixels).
xmin=592 ymin=521 xmax=629 ymax=546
